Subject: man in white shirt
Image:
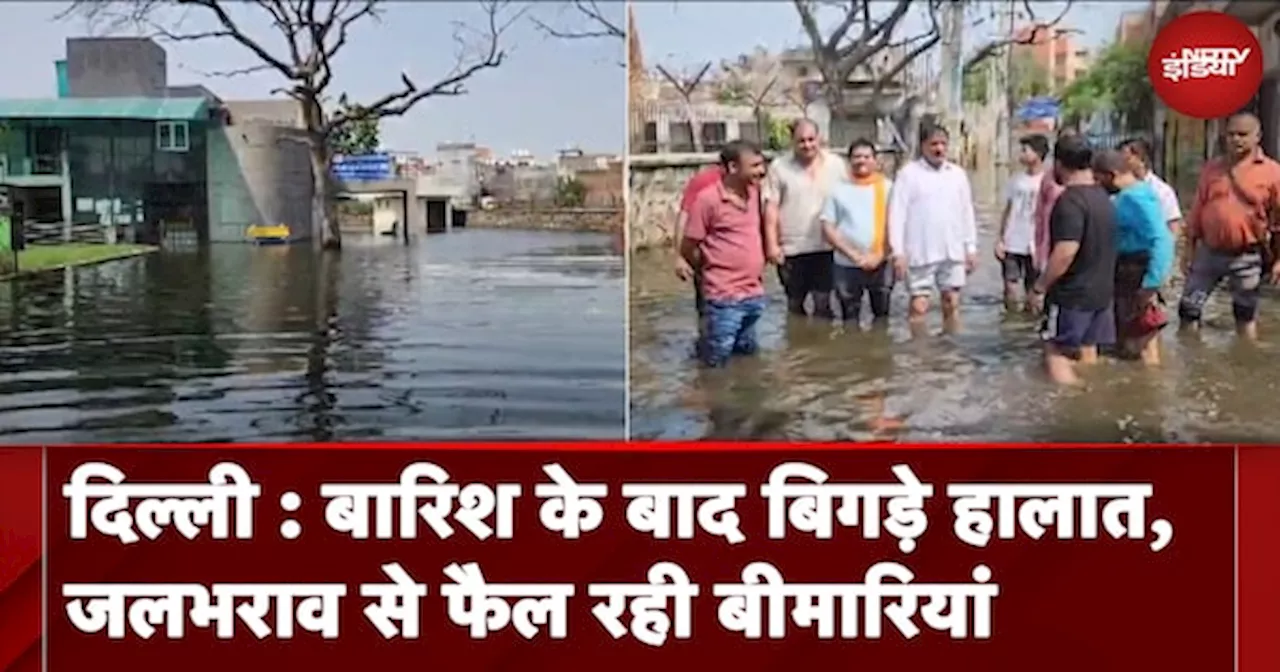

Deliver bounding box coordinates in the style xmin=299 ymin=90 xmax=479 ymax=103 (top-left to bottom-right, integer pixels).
xmin=995 ymin=134 xmax=1048 ymax=311
xmin=888 ymin=124 xmax=979 ymax=332
xmin=1119 ymin=138 xmax=1184 ymax=234
xmin=763 ymin=119 xmax=849 ymax=319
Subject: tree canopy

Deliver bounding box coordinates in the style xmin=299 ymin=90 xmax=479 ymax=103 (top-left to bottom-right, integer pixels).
xmin=1059 ymin=42 xmax=1152 ymax=131
xmin=329 ymin=97 xmax=380 ymax=156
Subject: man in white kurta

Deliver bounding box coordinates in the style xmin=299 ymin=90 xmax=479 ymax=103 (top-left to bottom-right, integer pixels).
xmin=887 ymin=125 xmax=979 ymax=330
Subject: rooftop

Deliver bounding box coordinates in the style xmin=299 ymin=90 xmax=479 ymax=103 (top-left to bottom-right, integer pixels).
xmin=0 ymin=97 xmax=209 ymax=121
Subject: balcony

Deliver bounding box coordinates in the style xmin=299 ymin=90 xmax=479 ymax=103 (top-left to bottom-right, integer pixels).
xmin=0 ymin=153 xmax=64 ymax=179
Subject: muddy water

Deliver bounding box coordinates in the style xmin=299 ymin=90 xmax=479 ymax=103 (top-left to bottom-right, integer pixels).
xmin=629 ymin=207 xmax=1280 ymax=442
xmin=0 ymin=230 xmax=625 ymax=443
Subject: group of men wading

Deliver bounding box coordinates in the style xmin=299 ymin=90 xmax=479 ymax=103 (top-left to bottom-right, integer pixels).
xmin=672 ymin=113 xmax=1280 ymax=385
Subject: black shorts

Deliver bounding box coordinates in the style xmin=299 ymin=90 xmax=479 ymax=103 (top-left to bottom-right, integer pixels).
xmin=777 ymin=251 xmax=834 ymax=301
xmin=1000 ymin=253 xmax=1037 ymax=290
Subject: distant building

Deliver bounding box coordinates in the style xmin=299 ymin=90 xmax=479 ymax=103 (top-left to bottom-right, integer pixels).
xmin=574 ymin=158 xmax=623 ymax=208
xmin=628 ymin=19 xmax=912 ymax=155
xmin=1010 ymin=25 xmax=1090 ymax=92
xmin=1115 ymin=9 xmax=1156 ymax=45
xmin=0 ymin=37 xmax=312 ymax=246
xmin=557 ymin=148 xmax=623 ymax=208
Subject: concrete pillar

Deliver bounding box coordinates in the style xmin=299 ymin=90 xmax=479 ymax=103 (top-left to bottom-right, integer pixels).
xmin=403 ymin=190 xmax=421 ymax=241
xmin=60 ymin=146 xmax=72 ymax=242
xmin=728 ymin=121 xmax=742 ymax=142
xmin=444 ymin=201 xmax=453 ymax=232
xmin=656 ymin=113 xmax=671 ymax=153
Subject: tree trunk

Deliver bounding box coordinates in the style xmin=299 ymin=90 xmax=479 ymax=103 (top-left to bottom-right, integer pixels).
xmin=309 ymin=138 xmax=341 ymax=251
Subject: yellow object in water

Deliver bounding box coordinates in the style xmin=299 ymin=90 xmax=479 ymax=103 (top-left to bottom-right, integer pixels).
xmin=246 ymin=224 xmax=290 ymax=243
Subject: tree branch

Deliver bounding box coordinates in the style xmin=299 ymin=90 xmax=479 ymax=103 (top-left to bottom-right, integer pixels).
xmin=530 ymin=0 xmax=623 ymax=40
xmin=964 ymin=0 xmax=1076 ymax=73
xmin=328 ymin=0 xmax=524 ymax=129
xmin=655 ymin=63 xmax=713 ymax=105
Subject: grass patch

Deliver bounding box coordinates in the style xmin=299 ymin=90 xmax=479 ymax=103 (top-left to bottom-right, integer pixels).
xmin=0 ymin=243 xmax=157 ymax=279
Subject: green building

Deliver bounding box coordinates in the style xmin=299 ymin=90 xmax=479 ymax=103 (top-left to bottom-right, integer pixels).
xmin=0 ymin=38 xmax=314 ymax=246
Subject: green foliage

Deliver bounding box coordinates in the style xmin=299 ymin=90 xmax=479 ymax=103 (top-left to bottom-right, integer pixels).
xmin=328 ymin=96 xmax=380 ymax=156
xmin=962 ymin=54 xmax=1049 ymax=105
xmin=1059 ymin=42 xmax=1152 ymax=131
xmin=764 ymin=114 xmax=790 ymax=151
xmin=555 ymin=176 xmax=587 ymax=207
xmin=1011 ymin=54 xmax=1050 ymax=101
xmin=716 ymin=81 xmax=750 ymax=106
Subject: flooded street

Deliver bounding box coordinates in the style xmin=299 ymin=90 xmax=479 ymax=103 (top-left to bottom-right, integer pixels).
xmin=0 ymin=229 xmax=624 ymax=442
xmin=630 ymin=206 xmax=1280 ymax=442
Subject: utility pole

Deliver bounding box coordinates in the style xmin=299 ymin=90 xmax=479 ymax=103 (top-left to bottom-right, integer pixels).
xmin=992 ymin=0 xmax=1017 ymax=202
xmin=937 ymin=1 xmax=966 ymax=150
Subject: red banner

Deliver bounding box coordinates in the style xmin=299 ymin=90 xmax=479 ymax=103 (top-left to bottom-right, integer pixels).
xmin=1 ymin=443 xmax=1277 ymax=670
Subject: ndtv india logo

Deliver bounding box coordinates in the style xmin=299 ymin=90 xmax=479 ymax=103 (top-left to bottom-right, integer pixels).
xmin=1147 ymin=10 xmax=1263 ymax=120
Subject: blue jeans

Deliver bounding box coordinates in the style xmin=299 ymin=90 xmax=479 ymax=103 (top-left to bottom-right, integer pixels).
xmin=702 ymin=295 xmax=765 ymax=367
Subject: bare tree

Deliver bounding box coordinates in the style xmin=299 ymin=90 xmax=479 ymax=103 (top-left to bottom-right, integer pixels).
xmin=655 ymin=62 xmax=712 ymax=153
xmin=530 ymin=1 xmax=622 ymax=41
xmin=58 ymin=0 xmax=523 ymax=251
xmin=964 ymin=1 xmax=1077 ymax=74
xmin=717 ymin=52 xmax=785 ymax=148
xmin=530 ymin=0 xmax=623 ymax=68
xmin=791 ymin=0 xmax=1073 ymax=120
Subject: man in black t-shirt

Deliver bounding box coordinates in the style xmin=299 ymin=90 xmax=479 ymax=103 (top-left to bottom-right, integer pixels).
xmin=1029 ymin=135 xmax=1118 ymax=385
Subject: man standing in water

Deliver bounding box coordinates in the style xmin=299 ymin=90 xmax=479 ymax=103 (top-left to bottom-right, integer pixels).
xmin=673 ymin=160 xmax=727 ymax=341
xmin=820 ymin=138 xmax=894 ymax=326
xmin=1032 ymin=128 xmax=1079 ymax=271
xmin=1093 ymin=149 xmax=1175 ymax=365
xmin=888 ymin=124 xmax=978 ymax=331
xmin=763 ymin=119 xmax=848 ymax=319
xmin=682 ymin=141 xmax=769 ymax=367
xmin=994 ymin=134 xmax=1048 ymax=311
xmin=1179 ymin=112 xmax=1280 ymax=340
xmin=1030 ymin=135 xmax=1117 ymax=385
xmin=1119 ymin=138 xmax=1184 ymax=234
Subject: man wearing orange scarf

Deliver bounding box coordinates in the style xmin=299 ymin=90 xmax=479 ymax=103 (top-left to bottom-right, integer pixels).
xmin=820 ymin=138 xmax=894 ymax=325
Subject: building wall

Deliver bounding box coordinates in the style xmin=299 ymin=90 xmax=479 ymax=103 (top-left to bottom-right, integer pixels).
xmin=435 ymin=143 xmax=479 ymax=204
xmin=206 ymin=121 xmax=314 ymax=242
xmin=1011 ymin=26 xmax=1088 ymax=92
xmin=576 ymin=161 xmax=623 ymax=208
xmin=65 ymin=38 xmax=167 ymax=98
xmin=65 ymin=119 xmax=208 ymax=243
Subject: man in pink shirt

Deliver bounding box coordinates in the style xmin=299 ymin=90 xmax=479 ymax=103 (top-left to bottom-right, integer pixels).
xmin=675 ymin=162 xmax=726 ymax=320
xmin=683 ymin=141 xmax=768 ymax=367
xmin=1032 ymin=128 xmax=1078 ymax=270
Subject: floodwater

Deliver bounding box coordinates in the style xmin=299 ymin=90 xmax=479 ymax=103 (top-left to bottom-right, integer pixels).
xmin=630 ymin=205 xmax=1280 ymax=443
xmin=0 ymin=229 xmax=624 ymax=442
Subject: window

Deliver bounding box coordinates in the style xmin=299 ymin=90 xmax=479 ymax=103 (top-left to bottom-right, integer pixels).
xmin=156 ymin=121 xmax=189 ymax=152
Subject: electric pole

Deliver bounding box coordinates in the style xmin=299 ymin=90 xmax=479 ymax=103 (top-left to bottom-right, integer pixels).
xmin=992 ymin=0 xmax=1017 ymax=201
xmin=936 ymin=1 xmax=966 ymax=150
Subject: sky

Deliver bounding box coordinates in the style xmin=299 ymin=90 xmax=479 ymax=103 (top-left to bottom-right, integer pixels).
xmin=0 ymin=1 xmax=624 ymax=158
xmin=633 ymin=0 xmax=1149 ymax=71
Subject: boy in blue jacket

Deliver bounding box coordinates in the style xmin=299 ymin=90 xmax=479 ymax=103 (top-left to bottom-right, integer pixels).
xmin=1093 ymin=149 xmax=1175 ymax=364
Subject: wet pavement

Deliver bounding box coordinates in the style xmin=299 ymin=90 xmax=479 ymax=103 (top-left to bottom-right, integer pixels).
xmin=0 ymin=229 xmax=624 ymax=442
xmin=629 ymin=204 xmax=1280 ymax=442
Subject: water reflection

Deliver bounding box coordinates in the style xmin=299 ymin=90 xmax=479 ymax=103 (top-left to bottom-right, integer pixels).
xmin=0 ymin=230 xmax=624 ymax=442
xmin=629 ymin=225 xmax=1280 ymax=442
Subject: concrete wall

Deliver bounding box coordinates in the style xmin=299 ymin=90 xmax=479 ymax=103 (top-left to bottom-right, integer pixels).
xmin=65 ymin=38 xmax=167 ymax=98
xmin=628 ymin=153 xmax=713 ymax=251
xmin=206 ymin=122 xmax=314 ymax=242
xmin=221 ymin=100 xmax=305 ymax=127
xmin=468 ymin=207 xmax=620 ymax=233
